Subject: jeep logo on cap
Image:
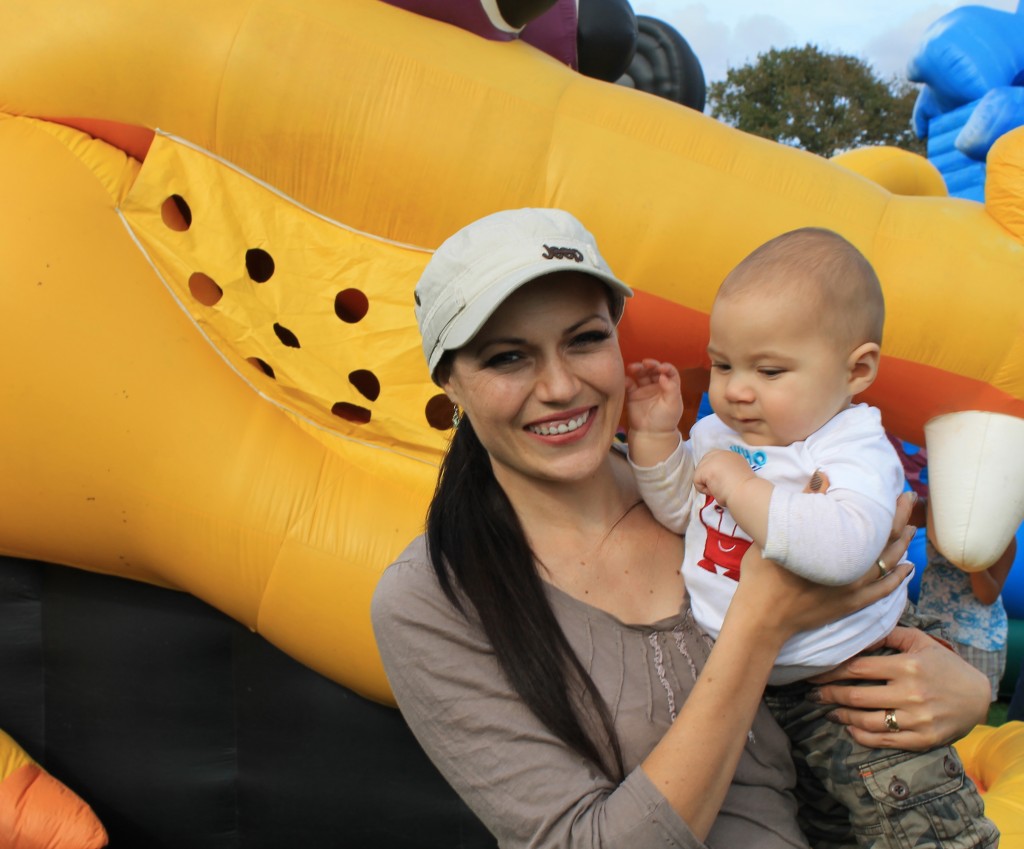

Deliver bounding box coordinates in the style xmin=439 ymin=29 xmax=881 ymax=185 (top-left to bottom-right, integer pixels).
xmin=541 ymin=245 xmax=584 ymax=262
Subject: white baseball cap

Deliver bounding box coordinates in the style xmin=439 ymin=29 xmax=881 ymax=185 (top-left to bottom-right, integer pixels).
xmin=415 ymin=208 xmax=632 ymax=382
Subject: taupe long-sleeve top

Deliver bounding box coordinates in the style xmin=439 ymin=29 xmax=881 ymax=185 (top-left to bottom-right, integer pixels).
xmin=371 ymin=536 xmax=810 ymax=849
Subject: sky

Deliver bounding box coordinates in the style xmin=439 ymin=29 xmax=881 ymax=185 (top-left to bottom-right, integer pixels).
xmin=630 ymin=0 xmax=1019 ymax=85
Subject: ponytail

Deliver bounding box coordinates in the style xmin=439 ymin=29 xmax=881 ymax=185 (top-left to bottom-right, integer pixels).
xmin=426 ymin=417 xmax=624 ymax=779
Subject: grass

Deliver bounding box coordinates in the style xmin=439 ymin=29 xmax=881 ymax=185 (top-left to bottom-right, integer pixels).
xmin=987 ymin=699 xmax=1010 ymax=726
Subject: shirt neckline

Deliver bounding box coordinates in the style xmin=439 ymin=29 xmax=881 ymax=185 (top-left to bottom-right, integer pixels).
xmin=542 ymin=577 xmax=690 ymax=633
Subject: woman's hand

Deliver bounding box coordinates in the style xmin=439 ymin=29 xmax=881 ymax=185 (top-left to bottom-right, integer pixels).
xmin=731 ymin=547 xmax=912 ymax=644
xmin=808 ymin=627 xmax=990 ymax=750
xmin=730 ymin=489 xmax=917 ymax=643
xmin=807 ymin=488 xmax=991 ymax=750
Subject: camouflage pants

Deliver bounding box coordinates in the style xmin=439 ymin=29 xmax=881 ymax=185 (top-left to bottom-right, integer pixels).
xmin=764 ymin=605 xmax=999 ymax=849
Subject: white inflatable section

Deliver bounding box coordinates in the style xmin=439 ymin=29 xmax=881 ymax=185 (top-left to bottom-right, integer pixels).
xmin=925 ymin=411 xmax=1024 ymax=571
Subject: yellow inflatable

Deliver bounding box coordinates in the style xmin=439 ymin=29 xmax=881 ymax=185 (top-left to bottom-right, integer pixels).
xmin=1 ymin=0 xmax=1023 ymax=841
xmin=956 ymin=721 xmax=1024 ymax=846
xmin=831 ymin=146 xmax=949 ymax=198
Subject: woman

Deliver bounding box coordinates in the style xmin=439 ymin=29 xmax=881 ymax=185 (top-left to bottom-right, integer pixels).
xmin=371 ymin=208 xmax=991 ymax=848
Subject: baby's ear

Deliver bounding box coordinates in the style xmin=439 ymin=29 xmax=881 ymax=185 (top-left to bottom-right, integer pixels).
xmin=847 ymin=342 xmax=880 ymax=394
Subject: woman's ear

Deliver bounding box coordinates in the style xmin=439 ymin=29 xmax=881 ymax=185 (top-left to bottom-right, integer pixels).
xmin=437 ymin=366 xmax=460 ymax=408
xmin=443 ymin=387 xmax=461 ymax=409
xmin=847 ymin=342 xmax=880 ymax=395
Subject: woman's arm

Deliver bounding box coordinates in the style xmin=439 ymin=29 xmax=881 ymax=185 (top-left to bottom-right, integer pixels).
xmin=639 ymin=570 xmax=783 ymax=839
xmin=641 ymin=529 xmax=914 ymax=841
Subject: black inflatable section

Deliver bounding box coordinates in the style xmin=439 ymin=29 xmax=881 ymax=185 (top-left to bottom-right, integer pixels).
xmin=577 ymin=0 xmax=638 ymax=83
xmin=617 ymin=15 xmax=706 ymax=112
xmin=0 ymin=556 xmax=496 ymax=849
xmin=496 ymin=0 xmax=560 ymax=29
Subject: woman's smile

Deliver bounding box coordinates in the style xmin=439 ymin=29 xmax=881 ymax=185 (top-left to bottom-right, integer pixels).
xmin=525 ymin=406 xmax=594 ymax=437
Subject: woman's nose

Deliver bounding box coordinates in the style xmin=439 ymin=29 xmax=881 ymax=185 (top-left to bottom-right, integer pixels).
xmin=536 ymin=356 xmax=580 ymax=400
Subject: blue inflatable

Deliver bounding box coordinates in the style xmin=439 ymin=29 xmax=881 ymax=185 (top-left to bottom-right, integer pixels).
xmin=908 ymin=2 xmax=1024 ymax=200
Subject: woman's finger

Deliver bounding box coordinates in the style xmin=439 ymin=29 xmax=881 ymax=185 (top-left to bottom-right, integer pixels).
xmin=871 ymin=528 xmax=915 ymax=582
xmin=847 ymin=558 xmax=912 ymax=594
xmin=825 ymin=706 xmax=930 ymax=750
xmin=890 ymin=490 xmax=917 ymax=541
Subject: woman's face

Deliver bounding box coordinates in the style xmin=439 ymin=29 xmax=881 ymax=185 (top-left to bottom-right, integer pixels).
xmin=442 ymin=272 xmax=625 ymax=491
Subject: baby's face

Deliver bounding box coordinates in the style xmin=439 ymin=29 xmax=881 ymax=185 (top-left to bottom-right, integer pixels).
xmin=706 ymin=292 xmax=857 ymax=446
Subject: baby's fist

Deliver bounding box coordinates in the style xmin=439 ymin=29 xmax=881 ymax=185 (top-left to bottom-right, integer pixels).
xmin=694 ymin=449 xmax=753 ymax=505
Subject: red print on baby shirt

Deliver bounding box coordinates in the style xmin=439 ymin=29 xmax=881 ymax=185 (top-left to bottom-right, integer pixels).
xmin=697 ymin=494 xmax=751 ymax=581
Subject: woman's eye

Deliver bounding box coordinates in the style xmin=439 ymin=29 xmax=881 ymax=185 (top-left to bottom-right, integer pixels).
xmin=570 ymin=329 xmax=611 ymax=347
xmin=483 ymin=350 xmax=522 ymax=368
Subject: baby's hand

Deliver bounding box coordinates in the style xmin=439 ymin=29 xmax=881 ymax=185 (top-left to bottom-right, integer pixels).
xmin=694 ymin=449 xmax=754 ymax=506
xmin=625 ymin=359 xmax=683 ymax=434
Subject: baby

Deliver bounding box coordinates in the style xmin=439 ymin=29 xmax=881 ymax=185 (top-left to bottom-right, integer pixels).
xmin=627 ymin=227 xmax=996 ymax=847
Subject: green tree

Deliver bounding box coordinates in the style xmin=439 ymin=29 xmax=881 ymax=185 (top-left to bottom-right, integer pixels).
xmin=708 ymin=45 xmax=924 ymax=157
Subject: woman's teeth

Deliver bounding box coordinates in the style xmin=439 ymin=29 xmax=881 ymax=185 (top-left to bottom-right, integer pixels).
xmin=528 ymin=411 xmax=589 ymax=435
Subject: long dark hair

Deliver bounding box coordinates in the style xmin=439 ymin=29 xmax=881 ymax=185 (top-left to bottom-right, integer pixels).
xmin=426 ymin=415 xmax=625 ymax=780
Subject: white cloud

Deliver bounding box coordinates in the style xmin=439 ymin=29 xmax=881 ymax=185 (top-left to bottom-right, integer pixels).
xmin=731 ymin=14 xmax=795 ymax=65
xmin=631 ymin=0 xmax=1021 ymax=85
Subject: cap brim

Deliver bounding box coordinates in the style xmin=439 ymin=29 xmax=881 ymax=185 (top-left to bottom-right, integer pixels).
xmin=440 ymin=265 xmax=633 ymax=356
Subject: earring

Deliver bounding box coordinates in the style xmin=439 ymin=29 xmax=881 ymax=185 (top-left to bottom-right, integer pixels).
xmin=452 ymin=405 xmax=461 ymax=429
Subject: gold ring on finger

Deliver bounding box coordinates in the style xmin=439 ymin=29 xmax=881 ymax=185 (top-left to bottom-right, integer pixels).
xmin=884 ymin=708 xmax=900 ymax=733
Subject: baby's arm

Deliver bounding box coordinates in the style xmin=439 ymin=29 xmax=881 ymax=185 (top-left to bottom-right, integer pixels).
xmin=766 ymin=422 xmax=904 ymax=583
xmin=696 ymin=444 xmax=897 ymax=585
xmin=625 ymin=359 xmax=693 ymax=533
xmin=625 ymin=359 xmax=684 ymax=466
xmin=764 ymin=487 xmax=894 ymax=584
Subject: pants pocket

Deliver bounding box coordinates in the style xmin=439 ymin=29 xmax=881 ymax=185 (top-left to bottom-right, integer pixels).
xmin=856 ymin=747 xmax=998 ymax=849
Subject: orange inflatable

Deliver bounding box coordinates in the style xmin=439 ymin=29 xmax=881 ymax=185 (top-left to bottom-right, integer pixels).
xmin=0 ymin=729 xmax=108 ymax=849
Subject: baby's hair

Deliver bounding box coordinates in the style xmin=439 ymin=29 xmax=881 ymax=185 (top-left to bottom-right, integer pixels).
xmin=718 ymin=227 xmax=885 ymax=347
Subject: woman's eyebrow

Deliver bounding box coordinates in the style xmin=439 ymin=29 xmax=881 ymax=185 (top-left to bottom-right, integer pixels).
xmin=566 ymin=313 xmax=609 ymax=332
xmin=474 ymin=314 xmax=609 ymax=351
xmin=475 ymin=335 xmax=527 ymax=353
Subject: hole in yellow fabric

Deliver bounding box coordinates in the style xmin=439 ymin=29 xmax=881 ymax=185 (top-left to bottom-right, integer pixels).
xmin=188 ymin=272 xmax=222 ymax=306
xmin=335 ymin=289 xmax=369 ymax=323
xmin=273 ymin=323 xmax=300 ymax=348
xmin=349 ymin=370 xmax=380 ymax=401
xmin=425 ymin=394 xmax=454 ymax=430
xmin=161 ymin=194 xmax=192 ymax=231
xmin=245 ymin=248 xmax=275 ymax=283
xmin=247 ymin=357 xmax=275 ymax=379
xmin=331 ymin=402 xmax=371 ymax=424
